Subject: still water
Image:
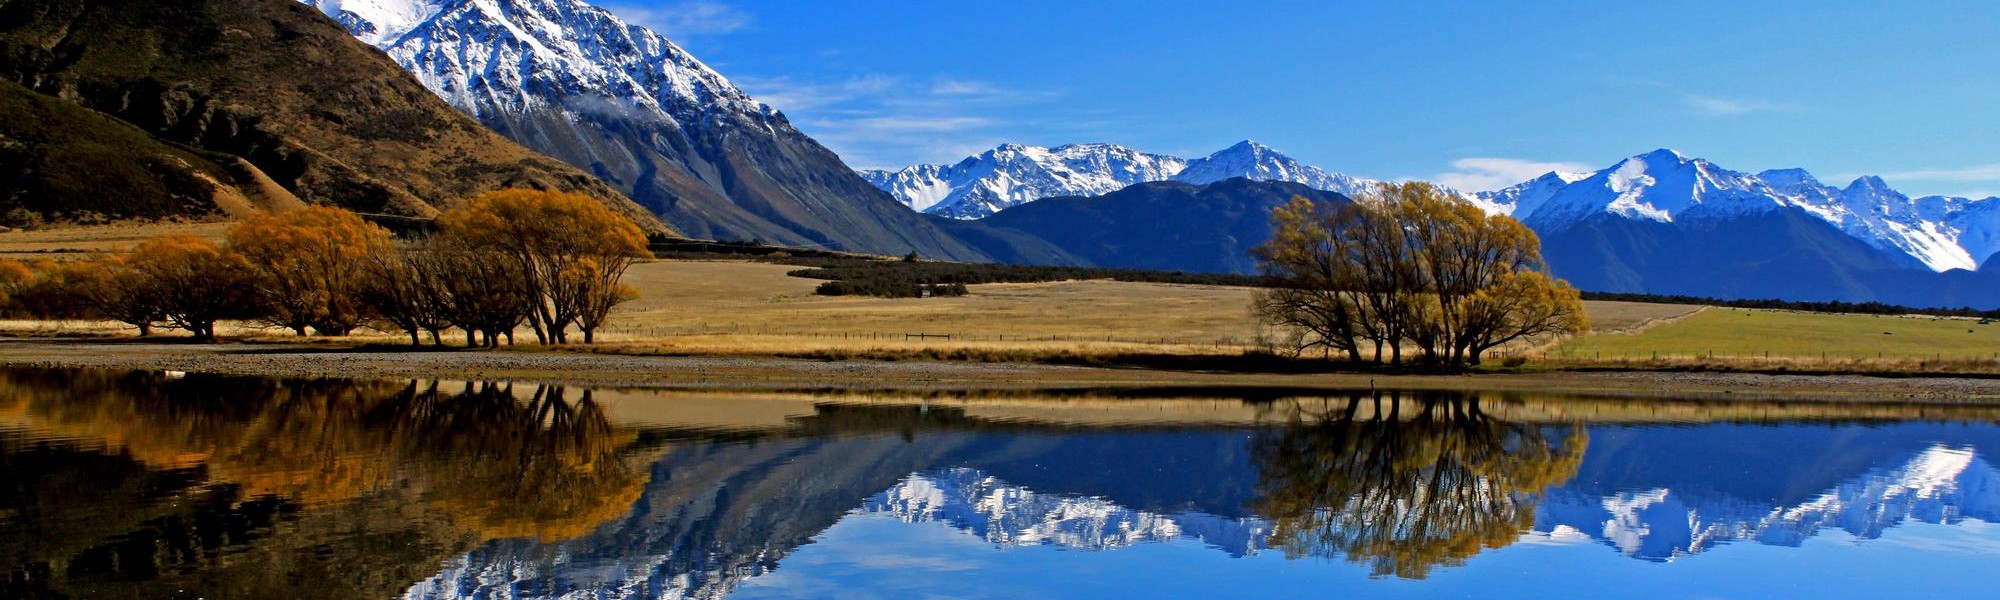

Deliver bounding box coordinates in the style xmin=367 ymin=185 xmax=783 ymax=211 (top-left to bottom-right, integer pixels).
xmin=4 ymin=368 xmax=1999 ymax=599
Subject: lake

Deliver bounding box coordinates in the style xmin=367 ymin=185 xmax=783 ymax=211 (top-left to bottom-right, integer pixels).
xmin=3 ymin=368 xmax=1998 ymax=599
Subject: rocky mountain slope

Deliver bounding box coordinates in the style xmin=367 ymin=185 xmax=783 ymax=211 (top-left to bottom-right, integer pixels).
xmin=0 ymin=0 xmax=665 ymax=230
xmin=303 ymin=0 xmax=994 ymax=258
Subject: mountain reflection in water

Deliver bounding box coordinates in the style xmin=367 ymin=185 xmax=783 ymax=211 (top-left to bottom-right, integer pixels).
xmin=3 ymin=369 xmax=2000 ymax=598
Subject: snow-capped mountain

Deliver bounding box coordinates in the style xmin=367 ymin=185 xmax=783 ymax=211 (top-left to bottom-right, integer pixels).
xmin=299 ymin=0 xmax=997 ymax=260
xmin=1535 ymin=444 xmax=2000 ymax=561
xmin=1519 ymin=149 xmax=2000 ymax=273
xmin=1760 ymin=171 xmax=1986 ymax=272
xmin=1468 ymin=170 xmax=1592 ymax=217
xmin=864 ymin=467 xmax=1273 ymax=556
xmin=1524 ymin=149 xmax=1797 ymax=229
xmin=1172 ymin=140 xmax=1375 ymax=196
xmin=862 ymin=140 xmax=1375 ymax=219
xmin=304 ymin=0 xmax=769 ymax=123
xmin=859 ymin=143 xmax=1188 ymax=219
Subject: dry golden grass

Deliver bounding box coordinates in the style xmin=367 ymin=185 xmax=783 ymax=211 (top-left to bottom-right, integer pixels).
xmin=0 ymin=222 xmax=232 ymax=260
xmin=595 ymin=260 xmax=1270 ymax=348
xmin=0 ymin=258 xmax=1722 ymax=364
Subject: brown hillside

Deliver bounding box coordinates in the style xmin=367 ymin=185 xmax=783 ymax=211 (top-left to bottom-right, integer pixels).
xmin=0 ymin=0 xmax=669 ymax=232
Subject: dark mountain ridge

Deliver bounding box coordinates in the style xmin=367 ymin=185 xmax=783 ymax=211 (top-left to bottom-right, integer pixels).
xmin=976 ymin=178 xmax=1351 ymax=274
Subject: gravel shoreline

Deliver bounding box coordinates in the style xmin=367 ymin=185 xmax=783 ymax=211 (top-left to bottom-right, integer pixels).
xmin=6 ymin=337 xmax=2000 ymax=403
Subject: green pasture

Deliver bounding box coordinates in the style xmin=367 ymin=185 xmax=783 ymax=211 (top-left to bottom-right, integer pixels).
xmin=1559 ymin=307 xmax=2000 ymax=361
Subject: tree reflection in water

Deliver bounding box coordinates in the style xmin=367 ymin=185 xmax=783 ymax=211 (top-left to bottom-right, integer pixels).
xmin=1252 ymin=390 xmax=1586 ymax=579
xmin=0 ymin=370 xmax=644 ymax=599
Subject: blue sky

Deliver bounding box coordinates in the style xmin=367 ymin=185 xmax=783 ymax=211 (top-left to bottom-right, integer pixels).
xmin=607 ymin=0 xmax=2000 ymax=197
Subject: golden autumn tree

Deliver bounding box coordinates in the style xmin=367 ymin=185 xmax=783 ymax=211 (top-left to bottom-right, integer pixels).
xmin=123 ymin=235 xmax=257 ymax=341
xmin=1253 ymin=182 xmax=1588 ymax=366
xmin=361 ymin=240 xmax=455 ymax=346
xmin=228 ymin=207 xmax=396 ymax=336
xmin=1251 ymin=197 xmax=1368 ymax=361
xmin=0 ymin=259 xmax=31 ymax=313
xmin=48 ymin=256 xmax=166 ymax=335
xmin=433 ymin=237 xmax=534 ymax=348
xmin=434 ymin=190 xmax=650 ymax=344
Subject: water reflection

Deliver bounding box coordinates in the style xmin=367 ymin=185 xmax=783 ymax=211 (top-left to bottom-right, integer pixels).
xmin=0 ymin=370 xmax=645 ymax=599
xmin=3 ymin=369 xmax=2000 ymax=598
xmin=1252 ymin=392 xmax=1585 ymax=578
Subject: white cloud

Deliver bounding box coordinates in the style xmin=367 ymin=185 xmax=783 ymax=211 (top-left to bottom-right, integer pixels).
xmin=604 ymin=2 xmax=751 ymax=37
xmin=1683 ymin=94 xmax=1794 ymax=116
xmin=818 ymin=116 xmax=993 ymax=132
xmin=929 ymin=78 xmax=999 ymax=96
xmin=1877 ymin=164 xmax=2000 ymax=182
xmin=1431 ymin=157 xmax=1592 ymax=192
xmin=732 ymin=74 xmax=1061 ymax=169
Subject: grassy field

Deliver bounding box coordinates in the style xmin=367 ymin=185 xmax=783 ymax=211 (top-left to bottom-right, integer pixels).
xmin=2 ymin=223 xmax=1991 ymax=374
xmin=0 ymin=222 xmax=232 ymax=260
xmin=583 ymin=260 xmax=1704 ymax=360
xmin=0 ymin=253 xmax=1723 ymax=361
xmin=1560 ymin=307 xmax=2000 ymax=360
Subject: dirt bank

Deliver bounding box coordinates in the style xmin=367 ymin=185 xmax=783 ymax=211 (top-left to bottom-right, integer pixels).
xmin=5 ymin=337 xmax=2000 ymax=403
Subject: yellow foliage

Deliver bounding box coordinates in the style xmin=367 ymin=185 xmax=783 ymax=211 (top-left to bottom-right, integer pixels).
xmin=227 ymin=206 xmax=395 ymax=335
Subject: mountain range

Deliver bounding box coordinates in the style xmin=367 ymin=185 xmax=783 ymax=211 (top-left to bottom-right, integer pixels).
xmin=860 ymin=140 xmax=1374 ymax=219
xmin=7 ymin=0 xmax=1999 ymax=307
xmin=869 ymin=144 xmax=2000 ymax=276
xmin=298 ymin=0 xmax=1012 ymax=260
xmin=862 ymin=140 xmax=2000 ymax=305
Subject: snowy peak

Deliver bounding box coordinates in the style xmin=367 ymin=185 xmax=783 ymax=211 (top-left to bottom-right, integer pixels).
xmin=304 ymin=0 xmax=774 ymax=134
xmin=864 ymin=468 xmax=1272 ymax=556
xmin=1527 ymin=149 xmax=1784 ymax=228
xmin=860 ymin=143 xmax=1187 ymax=219
xmin=1757 ymin=168 xmax=1826 ymax=195
xmin=302 ymin=0 xmax=446 ymax=45
xmin=1536 ymin=444 xmax=2000 ymax=560
xmin=1472 ymin=170 xmax=1590 ymax=217
xmin=862 ymin=140 xmax=1371 ymax=219
xmin=1172 ymin=140 xmax=1373 ymax=196
xmin=390 ymin=0 xmax=769 ymax=122
xmin=1527 ymin=152 xmax=2000 ymax=272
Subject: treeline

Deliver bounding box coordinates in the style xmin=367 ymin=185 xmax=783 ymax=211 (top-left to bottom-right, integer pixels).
xmin=1254 ymin=183 xmax=1588 ymax=366
xmin=1580 ymin=291 xmax=2000 ymax=319
xmin=0 ymin=190 xmax=649 ymax=345
xmin=782 ymin=255 xmax=1262 ymax=298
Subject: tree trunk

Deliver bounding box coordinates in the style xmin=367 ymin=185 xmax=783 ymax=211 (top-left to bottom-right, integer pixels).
xmin=530 ymin=305 xmax=551 ymax=344
xmin=137 ymin=323 xmax=151 ymax=336
xmin=409 ymin=330 xmax=421 ymax=346
xmin=583 ymin=327 xmax=594 ymax=344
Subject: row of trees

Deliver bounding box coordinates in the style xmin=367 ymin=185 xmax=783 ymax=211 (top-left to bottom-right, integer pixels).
xmin=0 ymin=190 xmax=650 ymax=345
xmin=1253 ymin=182 xmax=1588 ymax=366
